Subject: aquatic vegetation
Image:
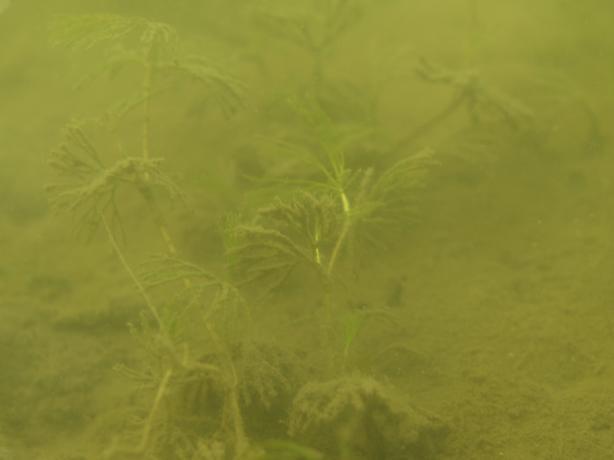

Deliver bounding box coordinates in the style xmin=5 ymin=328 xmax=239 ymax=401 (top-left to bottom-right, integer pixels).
xmin=44 ymin=5 xmax=446 ymax=457
xmin=47 ymin=12 xmax=256 ymax=460
xmin=388 ymin=57 xmax=536 ymax=155
xmin=288 ymin=376 xmax=447 ymax=460
xmin=42 ymin=1 xmax=604 ymax=459
xmin=252 ymin=0 xmax=365 ymax=89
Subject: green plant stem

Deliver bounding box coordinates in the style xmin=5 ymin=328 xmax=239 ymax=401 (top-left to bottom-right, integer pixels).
xmin=204 ymin=322 xmax=249 ymax=458
xmin=314 ymin=226 xmax=322 ymax=266
xmin=138 ymin=183 xmax=181 ymax=258
xmin=138 ymin=50 xmax=186 ymax=278
xmin=327 ymin=219 xmax=350 ymax=276
xmin=389 ymin=91 xmax=467 ymax=155
xmin=101 ymin=213 xmax=167 ymax=338
xmin=137 ymin=368 xmax=173 ymax=452
xmin=101 ymin=368 xmax=174 ymax=458
xmin=327 ymin=190 xmax=351 ymax=276
xmin=315 ymin=188 xmax=353 ymax=373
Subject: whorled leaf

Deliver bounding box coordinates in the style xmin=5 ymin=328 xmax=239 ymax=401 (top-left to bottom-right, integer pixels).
xmin=331 ymin=148 xmax=439 ymax=252
xmin=49 ymin=14 xmax=177 ymax=53
xmin=138 ymin=254 xmax=221 ymax=288
xmin=47 ymin=122 xmax=182 ymax=234
xmin=227 ymin=193 xmax=340 ymax=294
xmin=252 ymin=0 xmax=364 ymax=52
xmin=164 ymin=54 xmax=247 ymax=117
xmin=358 ymin=148 xmax=438 ymax=230
xmin=137 ymin=253 xmax=251 ymax=343
xmin=51 ymin=14 xmax=246 ymax=119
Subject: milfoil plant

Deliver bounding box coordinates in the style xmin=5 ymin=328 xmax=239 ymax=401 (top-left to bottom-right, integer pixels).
xmin=47 ymin=5 xmax=446 ymax=460
xmin=47 ymin=12 xmax=274 ymax=460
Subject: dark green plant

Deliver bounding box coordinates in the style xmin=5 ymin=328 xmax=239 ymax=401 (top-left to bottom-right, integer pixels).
xmin=253 ymin=0 xmax=364 ymax=88
xmin=389 ymin=57 xmax=536 ymax=156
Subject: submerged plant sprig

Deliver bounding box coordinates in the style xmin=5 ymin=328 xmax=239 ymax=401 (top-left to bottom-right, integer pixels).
xmin=414 ymin=57 xmax=535 ymax=126
xmin=229 ymin=225 xmax=313 ymax=292
xmin=228 ymin=192 xmax=340 ymax=294
xmin=256 ymin=91 xmax=438 ymax=269
xmin=50 ymin=14 xmax=245 ymax=121
xmin=253 ymin=0 xmax=363 ymax=54
xmin=390 ymin=57 xmax=536 ymax=155
xmin=138 ymin=253 xmax=222 ymax=289
xmin=256 ymin=91 xmax=373 ymax=209
xmin=358 ymin=147 xmax=438 ymax=230
xmin=47 ymin=122 xmax=182 ymax=234
xmin=49 ymin=13 xmax=177 ymax=53
xmin=166 ymin=54 xmax=246 ymax=116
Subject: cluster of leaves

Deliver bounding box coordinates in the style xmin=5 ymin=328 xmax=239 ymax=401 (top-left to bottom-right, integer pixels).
xmin=252 ymin=0 xmax=364 ymax=55
xmin=228 ymin=139 xmax=436 ymax=294
xmin=47 ymin=121 xmax=181 ymax=234
xmin=228 ymin=192 xmax=340 ymax=294
xmin=49 ymin=13 xmax=178 ymax=52
xmin=255 ymin=91 xmax=438 ymax=232
xmin=289 ymin=376 xmax=447 ymax=459
xmin=50 ymin=13 xmax=244 ymax=119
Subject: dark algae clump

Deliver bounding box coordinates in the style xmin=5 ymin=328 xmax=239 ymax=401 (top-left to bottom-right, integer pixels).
xmin=1 ymin=0 xmax=613 ymax=459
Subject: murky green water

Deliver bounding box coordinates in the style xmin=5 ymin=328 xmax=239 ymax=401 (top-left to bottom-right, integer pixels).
xmin=1 ymin=1 xmax=613 ymax=459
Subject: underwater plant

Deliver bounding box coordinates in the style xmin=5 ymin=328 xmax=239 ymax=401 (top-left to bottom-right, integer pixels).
xmin=252 ymin=0 xmax=364 ymax=90
xmin=34 ymin=1 xmax=613 ymax=459
xmin=229 ymin=124 xmax=436 ymax=370
xmin=388 ymin=57 xmax=536 ymax=157
xmin=45 ymin=4 xmax=450 ymax=460
xmin=46 ymin=12 xmax=269 ymax=460
xmin=288 ymin=376 xmax=447 ymax=460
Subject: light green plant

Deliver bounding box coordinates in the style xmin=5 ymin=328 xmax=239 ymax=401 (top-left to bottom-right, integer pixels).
xmin=229 ymin=95 xmax=437 ymax=369
xmin=252 ymin=92 xmax=437 ymax=271
xmin=47 ymin=120 xmax=182 ymax=238
xmin=48 ymin=13 xmax=244 ymax=262
xmin=47 ymin=12 xmax=260 ymax=460
xmin=46 ymin=5 xmax=454 ymax=459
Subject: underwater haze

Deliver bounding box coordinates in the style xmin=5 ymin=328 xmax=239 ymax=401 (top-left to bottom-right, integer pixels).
xmin=1 ymin=0 xmax=614 ymax=459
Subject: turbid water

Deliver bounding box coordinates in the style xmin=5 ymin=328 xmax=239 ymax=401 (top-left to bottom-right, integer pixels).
xmin=1 ymin=1 xmax=614 ymax=459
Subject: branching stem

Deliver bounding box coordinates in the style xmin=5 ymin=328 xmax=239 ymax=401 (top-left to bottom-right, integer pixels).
xmin=101 ymin=213 xmax=166 ymax=337
xmin=138 ymin=368 xmax=172 ymax=452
